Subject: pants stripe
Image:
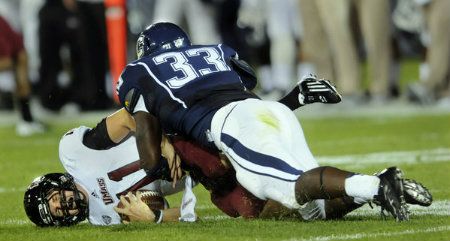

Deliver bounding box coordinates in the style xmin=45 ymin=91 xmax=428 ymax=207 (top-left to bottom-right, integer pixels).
xmin=221 ymin=133 xmax=302 ymax=180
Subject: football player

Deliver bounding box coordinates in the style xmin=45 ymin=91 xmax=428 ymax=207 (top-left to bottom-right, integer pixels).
xmin=0 ymin=15 xmax=45 ymax=136
xmin=116 ymin=22 xmax=430 ymax=222
xmin=23 ymin=104 xmax=432 ymax=226
xmin=172 ymin=136 xmax=432 ymax=220
xmin=23 ymin=66 xmax=345 ymax=226
xmin=23 ymin=108 xmax=194 ymax=226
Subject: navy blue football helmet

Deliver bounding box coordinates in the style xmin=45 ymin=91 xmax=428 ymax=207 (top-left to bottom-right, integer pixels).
xmin=136 ymin=22 xmax=191 ymax=59
xmin=23 ymin=173 xmax=88 ymax=227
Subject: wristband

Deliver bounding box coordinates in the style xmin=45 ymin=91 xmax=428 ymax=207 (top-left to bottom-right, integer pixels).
xmin=153 ymin=209 xmax=163 ymax=224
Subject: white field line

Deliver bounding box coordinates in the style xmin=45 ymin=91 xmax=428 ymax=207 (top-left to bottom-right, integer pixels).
xmin=196 ymin=200 xmax=450 ymax=217
xmin=2 ymin=149 xmax=448 ymax=225
xmin=0 ymin=100 xmax=449 ymax=126
xmin=316 ymin=148 xmax=450 ymax=168
xmin=1 ymin=200 xmax=449 ymax=225
xmin=288 ymin=225 xmax=450 ymax=241
xmin=0 ymin=187 xmax=22 ymax=193
xmin=348 ymin=200 xmax=450 ymax=217
xmin=295 ymin=102 xmax=450 ymax=119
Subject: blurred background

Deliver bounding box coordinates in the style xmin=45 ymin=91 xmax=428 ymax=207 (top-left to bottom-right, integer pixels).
xmin=0 ymin=0 xmax=449 ymax=136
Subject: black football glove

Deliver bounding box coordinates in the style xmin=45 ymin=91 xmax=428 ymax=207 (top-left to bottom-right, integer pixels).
xmin=144 ymin=157 xmax=173 ymax=181
xmin=298 ymin=74 xmax=342 ymax=105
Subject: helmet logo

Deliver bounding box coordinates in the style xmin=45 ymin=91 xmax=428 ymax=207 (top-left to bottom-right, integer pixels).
xmin=116 ymin=77 xmax=123 ymax=95
xmin=28 ymin=177 xmax=44 ymax=189
xmin=174 ymin=38 xmax=185 ymax=48
xmin=161 ymin=43 xmax=172 ymax=50
xmin=37 ymin=202 xmax=52 ymax=224
xmin=136 ymin=23 xmax=191 ymax=58
xmin=136 ymin=35 xmax=145 ymax=59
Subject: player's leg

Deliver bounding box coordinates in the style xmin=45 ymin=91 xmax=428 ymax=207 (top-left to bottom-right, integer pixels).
xmin=210 ymin=99 xmax=308 ymax=209
xmin=185 ymin=0 xmax=220 ymax=44
xmin=297 ymin=168 xmax=432 ymax=220
xmin=211 ymin=100 xmax=408 ymax=221
xmin=212 ymin=102 xmax=362 ymax=220
xmin=278 ymin=104 xmax=408 ymax=221
xmin=266 ymin=0 xmax=298 ymax=94
xmin=295 ymin=165 xmax=409 ymax=221
xmin=0 ymin=16 xmax=44 ymax=136
xmin=152 ymin=0 xmax=183 ymax=26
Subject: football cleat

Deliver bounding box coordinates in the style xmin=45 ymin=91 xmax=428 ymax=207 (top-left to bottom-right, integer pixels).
xmin=297 ymin=74 xmax=342 ymax=105
xmin=403 ymin=179 xmax=432 ymax=206
xmin=406 ymin=83 xmax=435 ymax=105
xmin=16 ymin=121 xmax=46 ymax=137
xmin=373 ymin=167 xmax=409 ymax=221
xmin=374 ymin=169 xmax=433 ymax=207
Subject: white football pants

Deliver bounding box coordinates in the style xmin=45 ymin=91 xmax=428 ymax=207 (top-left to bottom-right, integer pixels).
xmin=210 ymin=99 xmax=319 ymax=209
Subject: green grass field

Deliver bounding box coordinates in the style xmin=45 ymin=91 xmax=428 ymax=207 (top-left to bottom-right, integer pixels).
xmin=1 ymin=59 xmax=449 ymax=241
xmin=0 ymin=105 xmax=449 ymax=241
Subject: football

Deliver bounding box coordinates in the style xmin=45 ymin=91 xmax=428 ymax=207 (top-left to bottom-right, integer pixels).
xmin=116 ymin=190 xmax=169 ymax=222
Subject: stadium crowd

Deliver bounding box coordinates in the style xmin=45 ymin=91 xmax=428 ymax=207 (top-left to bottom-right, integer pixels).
xmin=1 ymin=0 xmax=449 ymax=137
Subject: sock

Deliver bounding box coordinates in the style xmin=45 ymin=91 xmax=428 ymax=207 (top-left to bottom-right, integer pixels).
xmin=18 ymin=97 xmax=33 ymax=122
xmin=345 ymin=175 xmax=380 ymax=204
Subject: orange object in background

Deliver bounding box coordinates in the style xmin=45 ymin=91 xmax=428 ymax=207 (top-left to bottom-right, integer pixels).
xmin=105 ymin=0 xmax=127 ymax=103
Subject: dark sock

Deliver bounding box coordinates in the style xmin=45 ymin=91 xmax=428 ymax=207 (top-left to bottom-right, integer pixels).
xmin=278 ymin=86 xmax=301 ymax=110
xmin=18 ymin=97 xmax=33 ymax=122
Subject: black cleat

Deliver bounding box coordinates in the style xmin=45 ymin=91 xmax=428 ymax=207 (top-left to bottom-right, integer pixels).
xmin=373 ymin=167 xmax=409 ymax=221
xmin=374 ymin=169 xmax=433 ymax=207
xmin=403 ymin=179 xmax=432 ymax=206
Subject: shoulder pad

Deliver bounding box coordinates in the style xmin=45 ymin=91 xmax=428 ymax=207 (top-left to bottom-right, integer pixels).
xmin=229 ymin=57 xmax=257 ymax=90
xmin=123 ymin=88 xmax=140 ymax=113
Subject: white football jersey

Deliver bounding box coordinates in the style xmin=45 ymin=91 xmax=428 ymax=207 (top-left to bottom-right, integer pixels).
xmin=58 ymin=126 xmax=183 ymax=225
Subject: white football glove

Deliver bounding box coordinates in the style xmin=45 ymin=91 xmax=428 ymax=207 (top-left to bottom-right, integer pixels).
xmin=179 ymin=175 xmax=197 ymax=222
xmin=297 ymin=74 xmax=342 ymax=105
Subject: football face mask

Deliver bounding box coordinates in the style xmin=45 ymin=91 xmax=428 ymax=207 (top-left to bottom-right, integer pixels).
xmin=46 ymin=188 xmax=88 ymax=218
xmin=24 ymin=173 xmax=89 ymax=227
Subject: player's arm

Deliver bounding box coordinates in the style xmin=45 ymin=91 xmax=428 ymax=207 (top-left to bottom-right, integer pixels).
xmin=104 ymin=107 xmax=180 ymax=178
xmin=105 ymin=108 xmax=136 ymax=143
xmin=161 ymin=135 xmax=183 ymax=186
xmin=278 ymin=75 xmax=342 ymax=110
xmin=161 ymin=208 xmax=181 ymax=222
xmin=223 ymin=45 xmax=256 ymax=91
xmin=134 ymin=110 xmax=162 ymax=171
xmin=82 ymin=108 xmax=136 ymax=149
xmin=229 ymin=56 xmax=257 ymax=90
xmin=116 ymin=72 xmax=163 ymax=173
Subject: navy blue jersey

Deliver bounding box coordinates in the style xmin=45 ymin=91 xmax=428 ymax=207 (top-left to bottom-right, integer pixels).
xmin=117 ymin=44 xmax=258 ymax=149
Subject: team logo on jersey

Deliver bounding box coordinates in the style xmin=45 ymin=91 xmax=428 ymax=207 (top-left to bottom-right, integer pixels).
xmin=91 ymin=191 xmax=99 ymax=199
xmin=102 ymin=215 xmax=112 ymax=225
xmin=97 ymin=178 xmax=114 ymax=205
